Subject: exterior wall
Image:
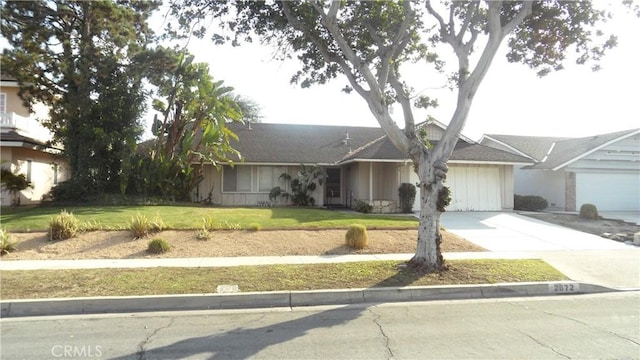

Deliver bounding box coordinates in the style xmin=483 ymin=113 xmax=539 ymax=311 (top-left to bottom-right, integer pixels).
xmin=0 ymin=147 xmax=68 ymax=206
xmin=514 ymin=166 xmax=566 ymax=210
xmin=498 ymin=165 xmax=514 ymax=210
xmin=3 ymin=86 xmax=30 ymax=117
xmin=346 ymin=162 xmax=401 ymax=213
xmin=202 ymin=164 xmax=327 ymax=207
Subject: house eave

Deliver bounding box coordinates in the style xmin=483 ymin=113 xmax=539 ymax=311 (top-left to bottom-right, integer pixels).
xmin=448 ymin=160 xmax=534 ymax=166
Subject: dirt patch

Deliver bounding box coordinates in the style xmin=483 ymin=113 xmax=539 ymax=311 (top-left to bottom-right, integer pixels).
xmin=521 ymin=212 xmax=639 ymax=241
xmin=2 ymin=229 xmax=485 ymax=260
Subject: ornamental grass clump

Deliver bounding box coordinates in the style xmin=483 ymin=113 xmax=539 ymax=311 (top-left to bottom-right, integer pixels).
xmin=0 ymin=228 xmax=16 ymax=255
xmin=579 ymin=204 xmax=599 ymax=220
xmin=147 ymin=238 xmax=170 ymax=254
xmin=49 ymin=210 xmax=79 ymax=241
xmin=345 ymin=224 xmax=368 ymax=249
xmin=129 ymin=214 xmax=165 ymax=238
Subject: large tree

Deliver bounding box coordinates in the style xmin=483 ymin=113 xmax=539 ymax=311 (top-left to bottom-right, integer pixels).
xmin=1 ymin=0 xmax=158 ymax=197
xmin=172 ymin=1 xmax=618 ymax=271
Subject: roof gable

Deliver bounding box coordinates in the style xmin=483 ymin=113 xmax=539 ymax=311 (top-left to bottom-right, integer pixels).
xmin=482 ymin=129 xmax=640 ymax=170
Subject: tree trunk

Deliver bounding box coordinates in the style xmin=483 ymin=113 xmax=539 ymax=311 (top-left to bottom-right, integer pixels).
xmin=409 ymin=158 xmax=446 ymax=272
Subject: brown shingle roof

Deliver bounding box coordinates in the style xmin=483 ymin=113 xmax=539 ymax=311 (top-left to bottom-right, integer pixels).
xmin=226 ymin=122 xmax=531 ymax=165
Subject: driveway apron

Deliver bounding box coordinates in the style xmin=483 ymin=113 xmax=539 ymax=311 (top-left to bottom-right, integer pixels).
xmin=441 ymin=212 xmax=639 ymax=289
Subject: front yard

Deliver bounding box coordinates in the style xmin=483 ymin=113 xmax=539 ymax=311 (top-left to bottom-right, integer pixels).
xmin=0 ymin=205 xmax=419 ymax=232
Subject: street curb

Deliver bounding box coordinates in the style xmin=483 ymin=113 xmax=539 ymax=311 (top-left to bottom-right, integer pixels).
xmin=0 ymin=281 xmax=622 ymax=318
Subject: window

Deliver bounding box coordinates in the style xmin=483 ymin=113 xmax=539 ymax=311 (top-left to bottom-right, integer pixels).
xmin=53 ymin=163 xmax=58 ymax=185
xmin=223 ymin=166 xmax=251 ymax=192
xmin=258 ymin=166 xmax=286 ymax=192
xmin=0 ymin=93 xmax=6 ymax=113
xmin=26 ymin=160 xmax=32 ymax=183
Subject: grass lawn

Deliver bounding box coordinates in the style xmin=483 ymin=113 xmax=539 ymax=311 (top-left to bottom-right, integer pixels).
xmin=0 ymin=259 xmax=567 ymax=299
xmin=0 ymin=205 xmax=418 ymax=232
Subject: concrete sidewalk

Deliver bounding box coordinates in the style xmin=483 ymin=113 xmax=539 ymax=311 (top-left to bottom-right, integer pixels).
xmin=0 ymin=252 xmax=533 ymax=270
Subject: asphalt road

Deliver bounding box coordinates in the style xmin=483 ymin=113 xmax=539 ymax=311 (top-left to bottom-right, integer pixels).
xmin=1 ymin=292 xmax=638 ymax=360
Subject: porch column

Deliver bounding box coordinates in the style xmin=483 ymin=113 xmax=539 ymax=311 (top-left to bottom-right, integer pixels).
xmin=369 ymin=162 xmax=373 ymax=203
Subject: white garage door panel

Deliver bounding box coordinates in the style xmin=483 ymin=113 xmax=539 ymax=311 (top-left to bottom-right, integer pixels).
xmin=448 ymin=166 xmax=502 ymax=211
xmin=576 ymin=173 xmax=640 ymax=211
xmin=410 ymin=165 xmax=502 ymax=211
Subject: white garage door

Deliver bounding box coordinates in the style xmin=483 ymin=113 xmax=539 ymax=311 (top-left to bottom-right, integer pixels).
xmin=410 ymin=165 xmax=502 ymax=211
xmin=576 ymin=173 xmax=640 ymax=211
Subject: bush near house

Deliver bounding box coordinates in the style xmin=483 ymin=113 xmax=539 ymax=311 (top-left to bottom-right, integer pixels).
xmin=398 ymin=183 xmax=417 ymax=213
xmin=579 ymin=204 xmax=599 ymax=220
xmin=514 ymin=195 xmax=548 ymax=212
xmin=353 ymin=199 xmax=373 ymax=214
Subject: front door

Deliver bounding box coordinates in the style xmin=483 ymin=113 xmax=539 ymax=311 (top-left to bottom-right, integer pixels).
xmin=325 ymin=168 xmax=341 ymax=207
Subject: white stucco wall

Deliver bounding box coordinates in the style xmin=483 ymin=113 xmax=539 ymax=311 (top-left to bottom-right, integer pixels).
xmin=514 ymin=166 xmax=566 ymax=210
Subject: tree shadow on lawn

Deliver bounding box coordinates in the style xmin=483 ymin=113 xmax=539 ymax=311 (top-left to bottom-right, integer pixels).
xmin=110 ymin=267 xmax=425 ymax=360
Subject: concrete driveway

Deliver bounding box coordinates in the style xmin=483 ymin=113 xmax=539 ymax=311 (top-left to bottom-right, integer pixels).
xmin=440 ymin=212 xmax=632 ymax=252
xmin=440 ymin=212 xmax=640 ymax=289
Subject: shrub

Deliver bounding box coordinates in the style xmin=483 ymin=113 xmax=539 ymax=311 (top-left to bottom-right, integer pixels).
xmin=345 ymin=224 xmax=368 ymax=249
xmin=514 ymin=195 xmax=548 ymax=211
xmin=147 ymin=238 xmax=171 ymax=254
xmin=398 ymin=183 xmax=417 ymax=213
xmin=0 ymin=229 xmax=16 ymax=255
xmin=49 ymin=210 xmax=80 ymax=241
xmin=354 ymin=199 xmax=373 ymax=214
xmin=129 ymin=214 xmax=164 ymax=238
xmin=195 ymin=228 xmax=212 ymax=240
xmin=579 ymin=204 xmax=599 ymax=220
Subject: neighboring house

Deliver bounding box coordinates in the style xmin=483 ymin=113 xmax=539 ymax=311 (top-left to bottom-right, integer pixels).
xmin=480 ymin=129 xmax=640 ymax=212
xmin=193 ymin=121 xmax=531 ymax=213
xmin=0 ymin=76 xmax=67 ymax=205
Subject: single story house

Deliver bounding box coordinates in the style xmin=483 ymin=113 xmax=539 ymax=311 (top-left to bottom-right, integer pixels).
xmin=193 ymin=121 xmax=531 ymax=213
xmin=0 ymin=77 xmax=67 ymax=206
xmin=480 ymin=129 xmax=640 ymax=212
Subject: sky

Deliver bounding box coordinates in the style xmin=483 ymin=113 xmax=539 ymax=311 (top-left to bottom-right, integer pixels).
xmin=168 ymin=4 xmax=640 ymax=141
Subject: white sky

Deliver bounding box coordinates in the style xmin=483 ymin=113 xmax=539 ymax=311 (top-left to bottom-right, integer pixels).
xmin=174 ymin=5 xmax=640 ymax=141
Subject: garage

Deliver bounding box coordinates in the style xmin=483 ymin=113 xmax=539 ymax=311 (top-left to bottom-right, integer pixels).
xmin=410 ymin=164 xmax=502 ymax=211
xmin=576 ymin=173 xmax=640 ymax=211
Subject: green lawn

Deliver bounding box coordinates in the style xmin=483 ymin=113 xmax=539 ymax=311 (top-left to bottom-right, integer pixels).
xmin=0 ymin=205 xmax=418 ymax=232
xmin=0 ymin=259 xmax=567 ymax=299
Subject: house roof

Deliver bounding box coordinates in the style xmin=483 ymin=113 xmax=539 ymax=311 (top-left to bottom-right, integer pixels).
xmin=482 ymin=128 xmax=640 ymax=170
xmin=226 ymin=122 xmax=531 ymax=165
xmin=480 ymin=134 xmax=571 ymax=161
xmin=0 ymin=130 xmax=62 ymax=152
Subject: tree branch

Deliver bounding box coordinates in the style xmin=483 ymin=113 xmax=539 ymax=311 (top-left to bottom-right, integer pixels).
xmin=501 ymin=1 xmax=533 ymax=38
xmin=309 ymin=1 xmax=410 ymax=153
xmin=281 ymin=2 xmax=368 ymax=98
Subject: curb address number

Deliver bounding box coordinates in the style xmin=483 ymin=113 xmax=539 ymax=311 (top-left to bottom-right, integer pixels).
xmin=549 ymin=283 xmax=580 ymax=293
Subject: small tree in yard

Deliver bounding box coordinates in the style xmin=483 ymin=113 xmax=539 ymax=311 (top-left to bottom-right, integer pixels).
xmin=171 ymin=1 xmax=622 ymax=272
xmin=0 ymin=167 xmax=32 ymax=206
